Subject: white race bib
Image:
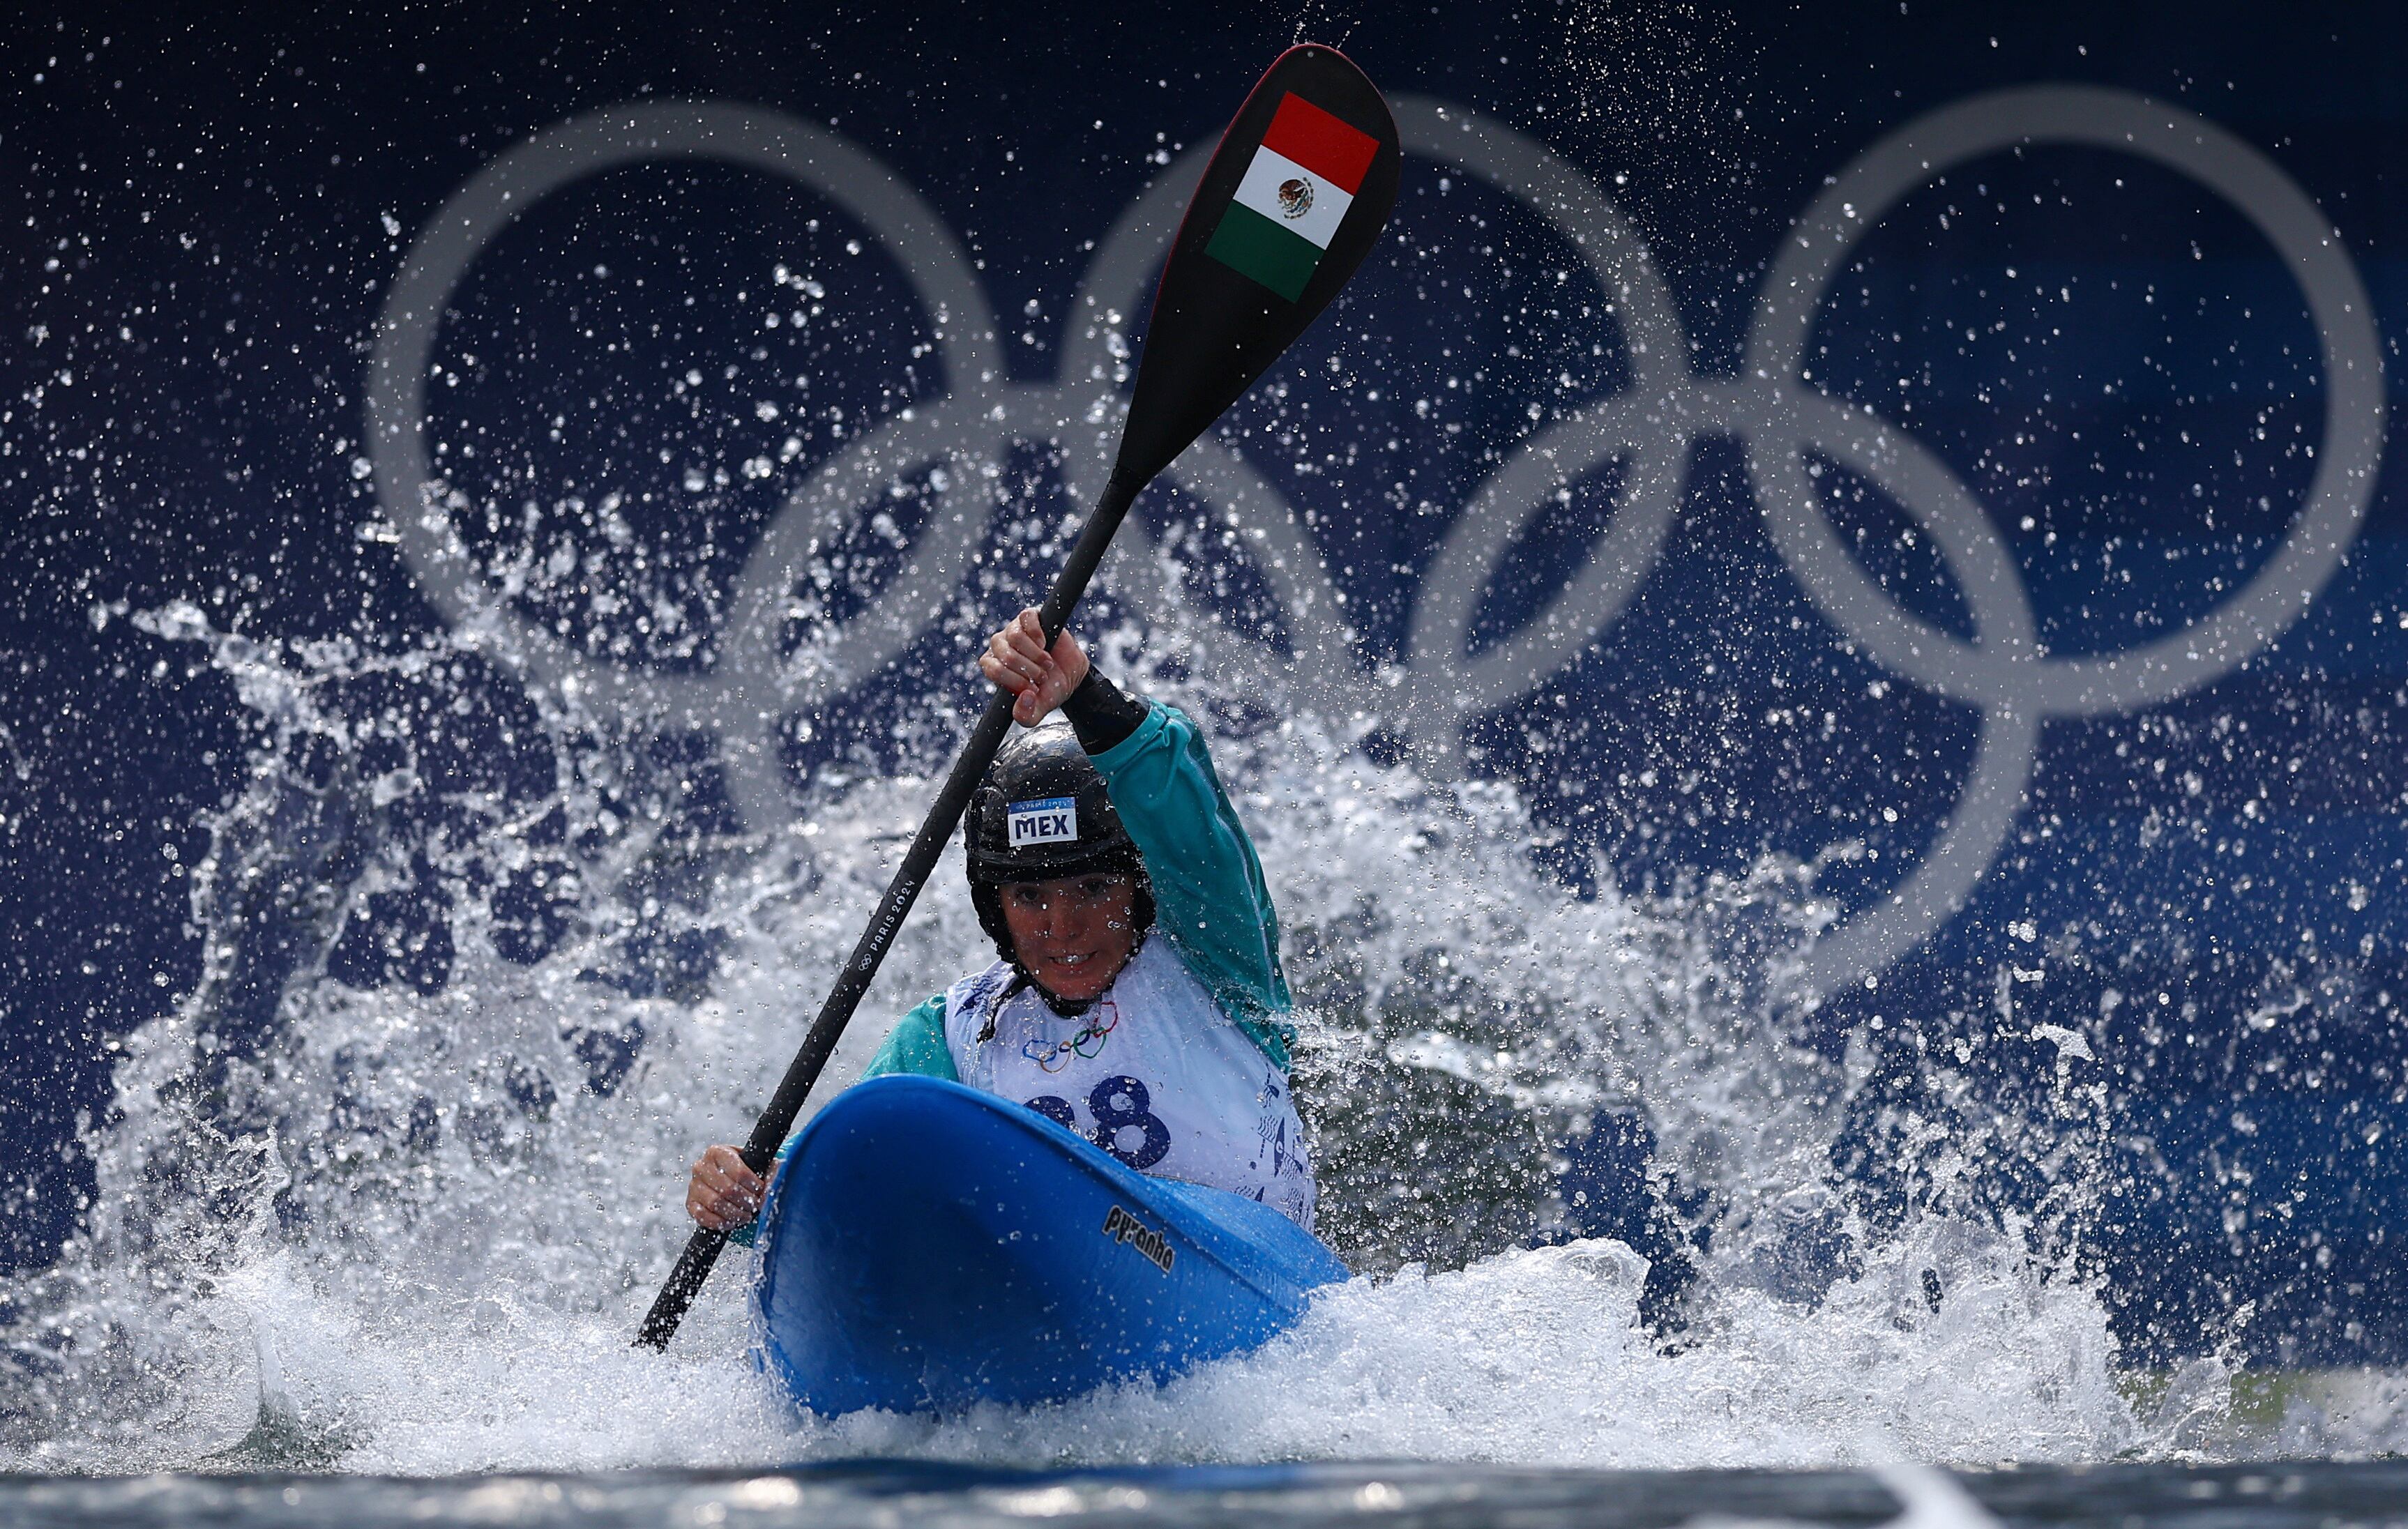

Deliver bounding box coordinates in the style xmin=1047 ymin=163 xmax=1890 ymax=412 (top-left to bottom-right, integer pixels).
xmin=944 ymin=938 xmax=1315 ymax=1230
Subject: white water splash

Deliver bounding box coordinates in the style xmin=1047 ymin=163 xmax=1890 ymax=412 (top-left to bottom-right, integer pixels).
xmin=3 ymin=602 xmax=2392 ymax=1475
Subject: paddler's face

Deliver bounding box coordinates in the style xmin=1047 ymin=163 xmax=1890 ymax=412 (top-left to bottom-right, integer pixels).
xmin=999 ymin=872 xmax=1139 ymax=1003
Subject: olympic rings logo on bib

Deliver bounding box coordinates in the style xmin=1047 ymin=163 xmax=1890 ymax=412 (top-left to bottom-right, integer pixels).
xmin=1023 ymin=998 xmax=1119 ymax=1074
xmin=369 ymin=89 xmax=2382 ymax=998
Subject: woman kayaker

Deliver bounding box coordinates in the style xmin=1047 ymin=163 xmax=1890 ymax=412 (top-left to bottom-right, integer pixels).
xmin=686 ymin=607 xmax=1315 ymax=1240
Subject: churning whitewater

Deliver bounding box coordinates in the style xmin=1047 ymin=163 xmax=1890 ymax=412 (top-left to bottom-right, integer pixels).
xmin=0 ymin=597 xmax=2377 ymax=1475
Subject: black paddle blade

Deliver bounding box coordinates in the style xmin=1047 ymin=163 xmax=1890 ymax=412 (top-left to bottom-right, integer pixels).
xmin=1112 ymin=44 xmax=1400 ymax=490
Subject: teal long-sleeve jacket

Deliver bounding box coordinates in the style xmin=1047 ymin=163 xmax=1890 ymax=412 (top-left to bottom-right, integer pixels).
xmin=729 ymin=697 xmax=1291 ymax=1244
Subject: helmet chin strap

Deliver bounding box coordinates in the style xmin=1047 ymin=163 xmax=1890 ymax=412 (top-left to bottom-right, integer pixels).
xmin=1022 ymin=971 xmax=1098 ymax=1020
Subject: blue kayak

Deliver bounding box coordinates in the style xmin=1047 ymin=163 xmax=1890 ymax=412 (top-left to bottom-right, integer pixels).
xmin=751 ymin=1074 xmax=1348 ymax=1415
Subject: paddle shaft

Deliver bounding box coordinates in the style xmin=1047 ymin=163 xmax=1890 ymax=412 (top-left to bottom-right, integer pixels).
xmin=634 ymin=466 xmax=1144 ymax=1350
xmin=633 ymin=40 xmax=1401 ymax=1352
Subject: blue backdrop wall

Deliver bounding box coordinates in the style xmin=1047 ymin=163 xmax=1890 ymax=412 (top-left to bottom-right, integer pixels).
xmin=3 ymin=0 xmax=2404 ymax=1363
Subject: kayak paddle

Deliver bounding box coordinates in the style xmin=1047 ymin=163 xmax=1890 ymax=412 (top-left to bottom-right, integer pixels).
xmin=636 ymin=43 xmax=1400 ymax=1350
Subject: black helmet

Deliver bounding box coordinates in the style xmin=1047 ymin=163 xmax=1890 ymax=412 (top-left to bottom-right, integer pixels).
xmin=964 ymin=720 xmax=1153 ymax=964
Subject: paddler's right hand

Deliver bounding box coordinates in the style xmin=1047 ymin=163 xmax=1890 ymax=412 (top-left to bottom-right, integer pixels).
xmin=686 ymin=1144 xmax=764 ymax=1233
xmin=980 ymin=607 xmax=1090 ymax=726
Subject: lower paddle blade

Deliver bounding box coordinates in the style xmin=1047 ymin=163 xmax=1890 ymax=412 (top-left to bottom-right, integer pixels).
xmin=1112 ymin=45 xmax=1400 ymax=489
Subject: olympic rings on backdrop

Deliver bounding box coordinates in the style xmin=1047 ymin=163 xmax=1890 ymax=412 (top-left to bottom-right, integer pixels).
xmin=368 ymin=89 xmax=2383 ymax=994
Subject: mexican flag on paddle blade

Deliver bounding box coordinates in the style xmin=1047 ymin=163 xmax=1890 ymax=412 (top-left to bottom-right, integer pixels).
xmin=1204 ymin=92 xmax=1381 ymax=301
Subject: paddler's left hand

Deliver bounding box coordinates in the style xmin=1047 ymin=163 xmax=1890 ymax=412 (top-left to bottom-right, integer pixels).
xmin=980 ymin=607 xmax=1090 ymax=726
xmin=686 ymin=1144 xmax=764 ymax=1233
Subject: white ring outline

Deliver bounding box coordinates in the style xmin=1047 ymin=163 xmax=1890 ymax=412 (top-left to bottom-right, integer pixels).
xmin=1393 ymin=104 xmax=1692 ymax=762
xmin=1746 ymin=84 xmax=2385 ymax=717
xmin=365 ymin=102 xmax=1006 ymax=823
